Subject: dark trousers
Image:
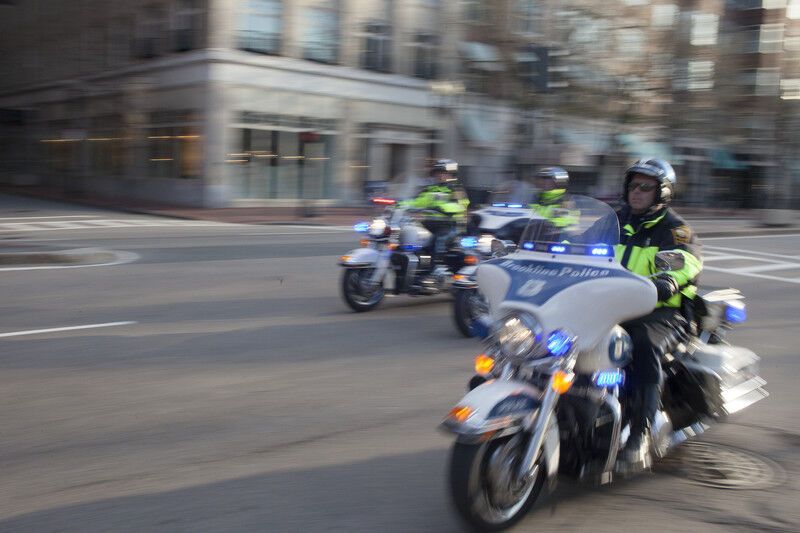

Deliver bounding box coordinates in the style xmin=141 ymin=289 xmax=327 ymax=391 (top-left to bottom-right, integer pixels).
xmin=422 ymin=219 xmax=458 ymax=260
xmin=621 ymin=307 xmax=688 ymax=428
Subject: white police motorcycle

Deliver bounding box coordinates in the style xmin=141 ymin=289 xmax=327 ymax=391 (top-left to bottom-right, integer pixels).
xmin=340 ymin=195 xmax=478 ymax=312
xmin=440 ymin=196 xmax=768 ymax=531
xmin=453 ymin=183 xmax=538 ymax=336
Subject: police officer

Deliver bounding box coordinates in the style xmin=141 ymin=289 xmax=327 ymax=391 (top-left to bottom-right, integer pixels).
xmin=404 ymin=159 xmax=470 ymax=260
xmin=529 ymin=167 xmax=578 ymax=229
xmin=615 ymin=158 xmax=702 ymax=471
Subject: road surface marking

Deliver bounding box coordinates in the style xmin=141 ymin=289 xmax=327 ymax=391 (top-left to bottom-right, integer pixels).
xmin=705 ymin=245 xmax=800 ymax=261
xmin=0 ymin=250 xmax=140 ymax=272
xmin=0 ymin=321 xmax=137 ymax=339
xmin=704 ymin=266 xmax=800 ymax=285
xmin=0 ymin=219 xmax=238 ymax=232
xmin=702 ymin=234 xmax=800 ymax=241
xmin=0 ymin=215 xmax=102 ymax=221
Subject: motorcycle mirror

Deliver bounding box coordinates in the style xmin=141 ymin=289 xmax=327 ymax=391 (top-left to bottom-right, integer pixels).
xmin=490 ymin=238 xmax=509 ymax=257
xmin=654 ymin=251 xmax=685 ymax=272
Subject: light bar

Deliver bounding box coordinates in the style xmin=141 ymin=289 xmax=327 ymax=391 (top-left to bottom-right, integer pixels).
xmin=594 ymin=370 xmax=625 ymax=387
xmin=507 ymin=203 xmax=524 ymax=208
xmin=549 ymin=244 xmax=568 ymax=254
xmin=522 ymin=242 xmax=535 ymax=250
xmin=353 ymin=221 xmax=370 ymax=233
xmin=492 ymin=202 xmax=507 ymax=207
xmin=460 ymin=236 xmax=478 ymax=248
xmin=589 ymin=245 xmax=611 ymax=256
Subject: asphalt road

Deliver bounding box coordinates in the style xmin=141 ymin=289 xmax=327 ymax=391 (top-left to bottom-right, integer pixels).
xmin=1 ymin=196 xmax=798 ymax=532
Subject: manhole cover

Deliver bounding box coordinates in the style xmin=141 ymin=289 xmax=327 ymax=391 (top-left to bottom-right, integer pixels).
xmin=657 ymin=441 xmax=785 ymax=490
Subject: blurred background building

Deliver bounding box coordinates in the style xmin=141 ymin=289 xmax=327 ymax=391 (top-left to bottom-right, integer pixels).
xmin=0 ymin=0 xmax=798 ymax=208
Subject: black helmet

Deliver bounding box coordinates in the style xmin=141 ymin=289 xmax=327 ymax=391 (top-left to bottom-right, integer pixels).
xmin=431 ymin=158 xmax=458 ymax=175
xmin=624 ymin=158 xmax=676 ymax=205
xmin=431 ymin=159 xmax=458 ymax=183
xmin=534 ymin=166 xmax=569 ymax=188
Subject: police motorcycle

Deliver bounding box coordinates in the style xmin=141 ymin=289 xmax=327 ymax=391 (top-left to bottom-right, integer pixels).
xmin=440 ymin=196 xmax=768 ymax=531
xmin=453 ymin=182 xmax=538 ymax=337
xmin=339 ymin=186 xmax=479 ymax=312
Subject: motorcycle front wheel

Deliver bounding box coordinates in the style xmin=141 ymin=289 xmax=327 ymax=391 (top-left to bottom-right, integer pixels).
xmin=453 ymin=288 xmax=487 ymax=338
xmin=341 ymin=268 xmax=384 ymax=312
xmin=449 ymin=435 xmax=545 ymax=531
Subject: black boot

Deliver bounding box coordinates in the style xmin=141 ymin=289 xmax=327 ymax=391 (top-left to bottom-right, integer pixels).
xmin=618 ymin=384 xmax=660 ymax=474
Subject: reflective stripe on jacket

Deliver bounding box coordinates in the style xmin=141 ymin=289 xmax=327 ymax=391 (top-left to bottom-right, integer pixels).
xmin=613 ymin=206 xmax=702 ymax=309
xmin=401 ymin=184 xmax=469 ymax=219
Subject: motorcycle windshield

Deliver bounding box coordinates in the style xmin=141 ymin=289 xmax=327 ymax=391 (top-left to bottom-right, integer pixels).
xmin=487 ymin=181 xmax=536 ymax=208
xmin=517 ymin=195 xmax=620 ymax=255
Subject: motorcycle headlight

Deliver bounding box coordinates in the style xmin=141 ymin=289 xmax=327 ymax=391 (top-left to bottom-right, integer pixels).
xmin=369 ymin=218 xmax=387 ymax=237
xmin=495 ymin=312 xmax=543 ymax=359
xmin=477 ymin=234 xmax=494 ymax=254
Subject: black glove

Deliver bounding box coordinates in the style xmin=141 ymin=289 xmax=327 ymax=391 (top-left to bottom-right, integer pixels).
xmin=653 ymin=274 xmax=680 ymax=301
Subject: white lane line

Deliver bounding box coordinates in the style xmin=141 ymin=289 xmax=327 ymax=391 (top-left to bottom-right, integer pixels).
xmin=733 ymin=262 xmax=800 ymax=273
xmin=701 ymin=255 xmax=743 ymax=262
xmin=0 ymin=321 xmax=137 ymax=339
xmin=0 ymin=250 xmax=139 ymax=272
xmin=0 ymin=215 xmax=101 ymax=221
xmin=705 ymin=245 xmax=800 ymax=261
xmin=703 ymin=233 xmax=800 ymax=241
xmin=704 ymin=266 xmax=800 ymax=284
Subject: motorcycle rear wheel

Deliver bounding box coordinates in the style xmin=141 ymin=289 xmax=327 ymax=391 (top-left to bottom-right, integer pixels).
xmin=341 ymin=268 xmax=384 ymax=312
xmin=449 ymin=435 xmax=545 ymax=531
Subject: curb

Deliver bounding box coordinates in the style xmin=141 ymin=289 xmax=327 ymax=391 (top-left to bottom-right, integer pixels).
xmin=0 ymin=248 xmax=117 ymax=266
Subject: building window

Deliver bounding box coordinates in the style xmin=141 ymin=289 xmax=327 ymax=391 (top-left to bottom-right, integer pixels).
xmin=651 ymin=4 xmax=677 ymax=27
xmin=790 ymin=0 xmax=800 ymax=18
xmin=109 ymin=17 xmax=133 ymax=67
xmin=690 ymin=13 xmax=718 ymax=46
xmin=617 ymin=28 xmax=645 ymax=58
xmin=412 ymin=33 xmax=438 ymax=79
xmin=303 ymin=2 xmax=340 ymax=64
xmin=781 ymin=78 xmax=800 ymax=99
xmin=147 ymin=111 xmax=202 ymax=179
xmin=462 ymin=0 xmax=488 ymax=24
xmin=688 ymin=60 xmax=714 ymax=91
xmin=173 ymin=0 xmax=206 ymax=52
xmin=137 ymin=5 xmax=167 ymax=59
xmin=759 ymin=24 xmax=785 ymax=53
xmin=363 ymin=22 xmax=392 ymax=72
xmin=238 ymin=0 xmax=282 ymax=55
xmin=512 ymin=0 xmax=542 ymax=35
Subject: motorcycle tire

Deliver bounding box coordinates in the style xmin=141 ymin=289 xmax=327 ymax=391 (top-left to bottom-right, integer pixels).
xmin=449 ymin=436 xmax=545 ymax=531
xmin=341 ymin=268 xmax=384 ymax=312
xmin=453 ymin=288 xmax=484 ymax=338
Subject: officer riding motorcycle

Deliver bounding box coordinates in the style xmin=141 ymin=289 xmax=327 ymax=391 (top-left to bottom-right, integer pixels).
xmin=401 ymin=159 xmax=470 ymax=263
xmin=614 ymin=158 xmax=703 ymax=472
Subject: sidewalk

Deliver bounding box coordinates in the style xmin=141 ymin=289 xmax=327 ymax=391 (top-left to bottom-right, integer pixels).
xmin=1 ymin=184 xmax=798 ymax=237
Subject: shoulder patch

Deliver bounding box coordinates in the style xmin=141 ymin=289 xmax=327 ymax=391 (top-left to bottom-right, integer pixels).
xmin=671 ymin=225 xmax=692 ymax=245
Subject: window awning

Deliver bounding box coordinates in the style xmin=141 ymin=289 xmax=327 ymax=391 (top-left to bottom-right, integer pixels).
xmin=710 ymin=148 xmax=748 ymax=170
xmin=616 ymin=133 xmax=672 ymax=160
xmin=458 ymin=41 xmax=503 ymax=71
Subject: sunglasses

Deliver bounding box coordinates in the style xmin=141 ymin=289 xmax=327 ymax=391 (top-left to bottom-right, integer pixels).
xmin=627 ymin=182 xmax=658 ymax=192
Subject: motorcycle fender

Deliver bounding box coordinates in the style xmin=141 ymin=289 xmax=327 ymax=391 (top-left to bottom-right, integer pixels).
xmin=339 ymin=247 xmax=379 ymax=268
xmin=440 ymin=379 xmax=559 ymax=484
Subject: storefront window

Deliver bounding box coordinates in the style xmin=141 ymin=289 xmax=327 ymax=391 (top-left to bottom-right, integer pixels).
xmin=233 ymin=123 xmax=335 ymax=199
xmin=147 ymin=111 xmax=202 ymax=179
